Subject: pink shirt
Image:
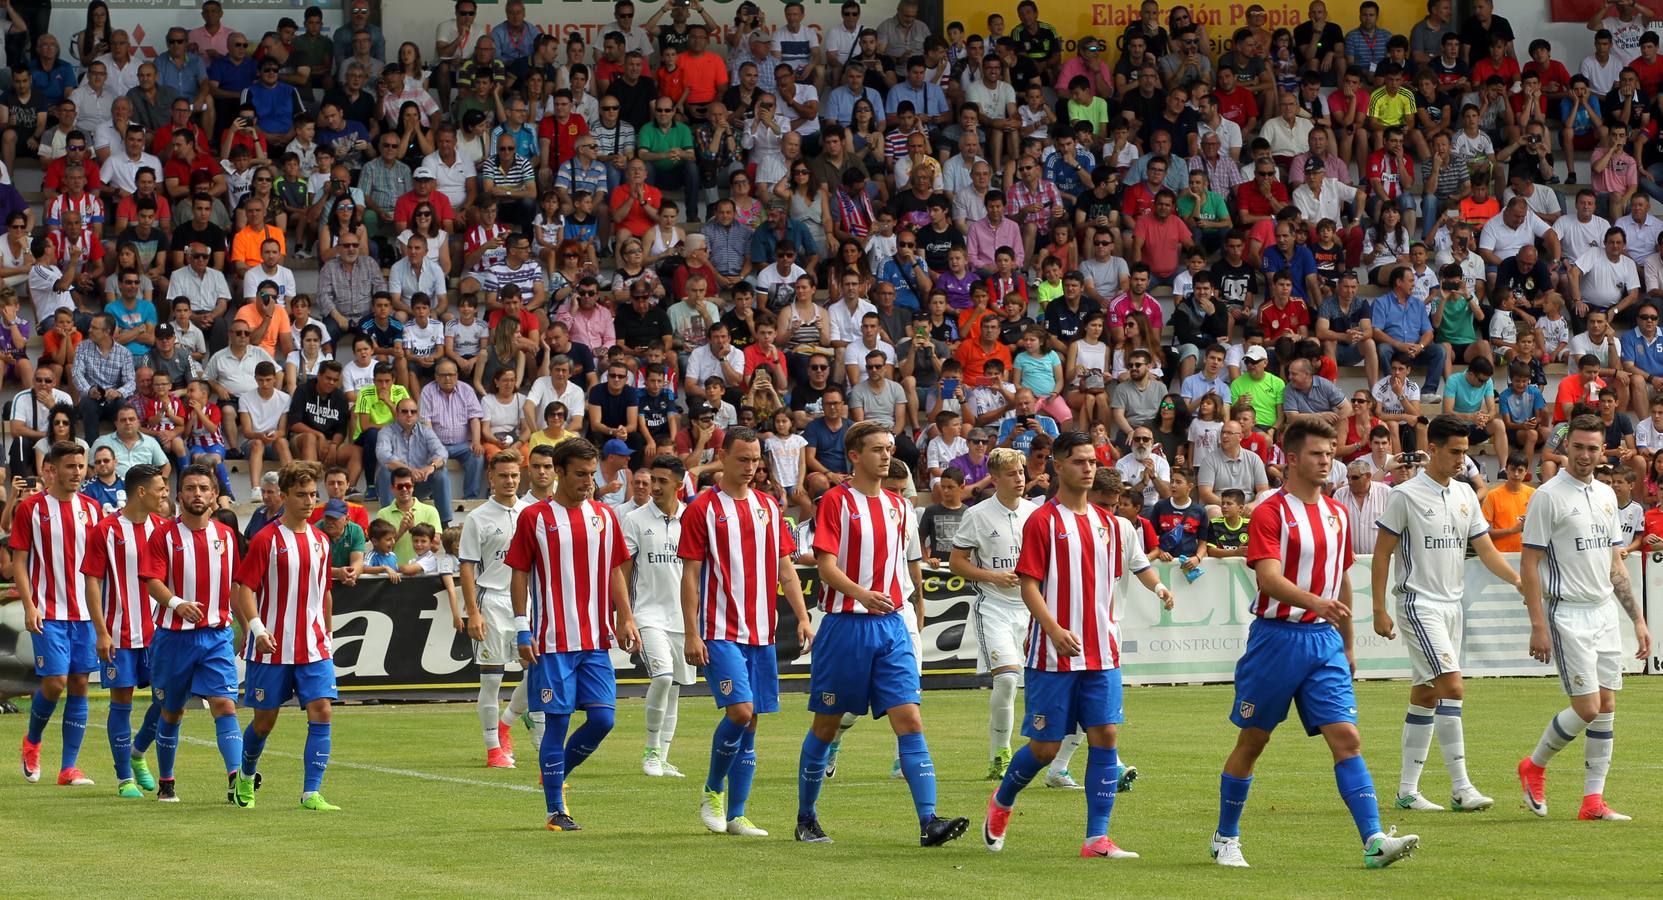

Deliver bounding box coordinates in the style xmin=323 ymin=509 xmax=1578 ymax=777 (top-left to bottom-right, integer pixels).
xmin=188 ymin=25 xmax=231 ymax=59
xmin=554 ymin=302 xmax=617 ymax=350
xmin=1055 ymin=57 xmax=1112 ymax=94
xmin=966 ymin=215 xmax=1023 ymax=271
xmin=1592 ymin=147 xmax=1638 ymax=195
xmin=1132 ymin=213 xmax=1193 ymax=278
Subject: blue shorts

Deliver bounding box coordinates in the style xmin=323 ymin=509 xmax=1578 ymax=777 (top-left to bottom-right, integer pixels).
xmin=1230 ymin=618 xmax=1358 ymax=736
xmin=33 ymin=620 xmax=98 ymax=676
xmin=704 ymin=640 xmax=779 ymax=714
xmin=807 ymin=612 xmax=921 ymax=719
xmin=149 ymin=628 xmax=240 ymax=712
xmin=242 ymin=659 xmax=338 ymax=709
xmin=102 ymin=647 xmax=151 ymax=690
xmin=191 ymin=443 xmax=228 ymax=461
xmin=1022 ymin=667 xmax=1125 ymax=741
xmin=531 ymin=649 xmax=616 ymax=714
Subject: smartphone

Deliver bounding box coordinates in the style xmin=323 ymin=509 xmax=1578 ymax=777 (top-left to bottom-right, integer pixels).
xmin=940 ymin=377 xmax=959 ymax=399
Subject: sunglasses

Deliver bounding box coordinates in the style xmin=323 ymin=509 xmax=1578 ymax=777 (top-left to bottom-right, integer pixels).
xmin=969 ymin=438 xmax=989 ymax=445
xmin=1642 ymin=314 xmax=1659 ymax=321
xmin=340 ymin=243 xmax=360 ymax=249
xmin=601 ymin=104 xmax=620 ymax=111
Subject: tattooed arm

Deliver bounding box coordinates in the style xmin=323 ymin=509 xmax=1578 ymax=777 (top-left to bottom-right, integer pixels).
xmin=1610 ymin=551 xmax=1653 ymax=660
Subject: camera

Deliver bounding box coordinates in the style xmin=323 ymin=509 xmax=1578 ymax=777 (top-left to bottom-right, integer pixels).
xmin=1396 ymin=451 xmax=1425 ymax=467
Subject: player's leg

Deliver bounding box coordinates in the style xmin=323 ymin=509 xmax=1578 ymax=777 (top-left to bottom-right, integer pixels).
xmin=1046 ymin=730 xmax=1085 ymax=788
xmin=986 ymin=666 xmax=1070 ymax=852
xmin=823 ymin=710 xmax=856 ymax=778
xmin=1520 ymin=604 xmax=1602 ymax=817
xmin=477 ymin=664 xmax=510 ymax=766
xmin=533 ymin=654 xmax=579 ymax=830
xmin=701 ymin=641 xmax=755 ymax=831
xmin=975 ymin=599 xmax=1024 ymax=780
xmin=239 ymin=660 xmax=292 ymax=800
xmin=722 ymin=645 xmax=778 ymax=836
xmin=877 ymin=615 xmax=967 ymax=847
xmin=1396 ymin=598 xmax=1466 ymax=809
xmin=292 ymin=659 xmax=342 ymax=810
xmin=987 ymin=665 xmax=1020 ymax=778
xmin=21 ymin=622 xmax=71 ymax=783
xmin=58 ymin=626 xmax=96 ymax=783
xmin=1579 ymin=605 xmax=1627 ymax=821
xmin=799 ymin=613 xmax=861 ymax=839
xmin=106 ymin=672 xmax=140 ymax=795
xmin=475 ymin=590 xmax=517 ymax=762
xmin=1077 ymin=669 xmax=1133 ymax=857
xmin=1214 ymin=620 xmax=1301 ymax=867
xmin=560 ymin=651 xmax=617 ymax=780
xmin=639 ymin=626 xmax=675 ymax=775
xmin=131 ymin=698 xmax=161 ymax=787
xmin=657 ymin=633 xmax=693 ymax=774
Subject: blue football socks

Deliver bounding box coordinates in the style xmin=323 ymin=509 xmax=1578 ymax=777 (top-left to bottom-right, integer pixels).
xmin=705 ymin=715 xmax=747 ymax=794
xmin=60 ymin=694 xmax=88 ymax=770
xmin=540 ymin=713 xmax=572 ymax=814
xmin=896 ymin=732 xmax=937 ymax=825
xmin=563 ymin=706 xmax=615 ymax=774
xmin=994 ymin=744 xmax=1045 ymax=808
xmin=797 ymin=731 xmax=831 ymax=818
xmin=302 ymin=722 xmax=331 ymax=794
xmin=108 ymin=702 xmax=134 ymax=782
xmin=1084 ymin=745 xmax=1119 ymax=838
xmin=155 ymin=717 xmax=182 ymax=780
xmin=240 ymin=723 xmax=268 ymax=779
xmin=133 ymin=702 xmax=160 ymax=754
xmin=1335 ymin=755 xmax=1383 ymax=844
xmin=26 ymin=691 xmax=55 ymax=744
xmin=1217 ymin=772 xmax=1253 ymax=838
xmin=214 ymin=714 xmax=243 ymax=774
xmin=726 ymin=729 xmax=758 ymax=820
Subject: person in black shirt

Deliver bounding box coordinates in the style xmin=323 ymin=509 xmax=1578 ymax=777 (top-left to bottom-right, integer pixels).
xmin=918 ymin=196 xmax=963 ymax=271
xmin=1120 ymin=1 xmax=1170 ymax=59
xmin=636 ymin=363 xmax=677 ymax=454
xmin=1171 ymin=272 xmax=1229 ymax=369
xmin=288 ymin=360 xmax=357 ymax=476
xmin=606 ymin=50 xmax=659 ymax=130
xmin=1494 ymin=243 xmax=1553 ymax=315
xmin=846 ymin=29 xmax=897 ymax=100
xmin=1043 ymin=272 xmax=1100 ymax=351
xmin=167 ymin=193 xmax=230 ymax=271
xmin=1210 ymin=231 xmax=1260 ymax=333
xmin=1293 ymin=6 xmax=1345 ymax=80
xmin=615 ymin=283 xmax=674 ymax=351
xmin=1120 ymin=63 xmax=1167 ymax=136
xmin=718 ymin=282 xmax=759 ymax=348
xmin=994 ymin=37 xmax=1041 ymax=90
xmin=1459 ymin=0 xmax=1514 ymax=65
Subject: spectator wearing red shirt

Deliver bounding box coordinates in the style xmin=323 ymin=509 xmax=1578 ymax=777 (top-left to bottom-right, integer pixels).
xmin=677 ymin=29 xmax=729 ymax=106
xmin=1121 ymin=159 xmax=1168 ymax=219
xmin=655 ymin=50 xmax=689 ymax=110
xmin=1235 ymin=160 xmax=1290 ymax=227
xmin=1470 ymin=35 xmax=1521 ymax=87
xmin=1131 ymin=191 xmax=1194 ymax=281
xmin=1258 ymin=275 xmax=1311 ymax=341
xmin=1365 ymin=130 xmax=1413 ymax=214
xmin=162 ymin=132 xmax=223 ymax=203
xmin=537 ymin=89 xmax=590 ymax=169
xmin=1523 ymin=42 xmax=1573 ymax=105
xmin=1552 ymin=355 xmax=1607 ymax=422
xmin=1630 ymin=33 xmax=1663 ymax=95
xmin=43 ymin=140 xmax=103 ymax=195
xmin=393 ymin=175 xmax=457 ymax=232
xmin=1212 ymin=66 xmax=1259 ymax=131
xmin=1507 ymin=71 xmax=1549 ymax=121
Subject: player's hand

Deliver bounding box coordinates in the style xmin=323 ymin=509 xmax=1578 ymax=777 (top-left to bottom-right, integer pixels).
xmin=1633 ymin=621 xmax=1652 ymax=660
xmin=1373 ymin=608 xmax=1396 ymax=640
xmin=1154 ymin=586 xmax=1174 ymax=610
xmin=991 ymin=571 xmax=1020 ymax=589
xmin=855 ymin=589 xmax=893 ymax=614
xmin=467 ymin=616 xmax=485 ymax=641
xmin=685 ymin=633 xmax=709 ymax=667
xmin=1528 ymin=623 xmax=1552 ymax=663
xmin=176 ymin=602 xmax=203 ymax=623
xmin=1047 ymin=625 xmax=1083 ymax=657
xmin=518 ymin=641 xmax=537 ymax=668
xmin=254 ymin=632 xmax=278 ymax=656
xmin=617 ymin=621 xmax=641 ymax=654
xmin=1309 ymin=594 xmax=1350 ymax=621
xmin=23 ymin=605 xmax=42 ymax=634
xmin=96 ymin=632 xmax=114 ymax=663
xmin=796 ymin=620 xmax=814 ymax=656
xmin=451 ymin=613 xmax=465 ymax=633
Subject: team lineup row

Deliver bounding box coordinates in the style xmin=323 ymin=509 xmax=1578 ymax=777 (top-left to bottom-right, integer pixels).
xmin=11 ymin=412 xmax=1653 ymax=864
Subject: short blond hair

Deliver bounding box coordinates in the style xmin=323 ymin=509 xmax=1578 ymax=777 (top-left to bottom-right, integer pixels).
xmin=987 ymin=447 xmax=1024 ymax=474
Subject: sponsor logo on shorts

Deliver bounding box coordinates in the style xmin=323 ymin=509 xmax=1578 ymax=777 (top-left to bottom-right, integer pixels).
xmin=1238 ymin=701 xmax=1255 ymax=719
xmin=719 ymin=679 xmax=733 ymax=696
xmin=1031 ymin=714 xmax=1046 ymax=730
xmin=820 ymin=691 xmax=836 ymax=706
xmin=541 ymin=688 xmax=554 ymax=704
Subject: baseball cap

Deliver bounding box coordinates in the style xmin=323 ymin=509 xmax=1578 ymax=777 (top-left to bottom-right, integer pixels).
xmin=322 ymin=498 xmax=349 ymax=519
xmin=155 ymin=323 xmax=175 ymax=339
xmin=602 ymin=438 xmax=632 ymax=457
xmin=1303 ymin=157 xmax=1325 ymax=174
xmin=1243 ymin=345 xmax=1269 ymax=363
xmin=413 ymin=166 xmax=437 ymax=180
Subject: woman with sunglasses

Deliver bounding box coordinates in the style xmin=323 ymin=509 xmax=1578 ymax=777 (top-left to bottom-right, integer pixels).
xmin=0 ymin=212 xmax=30 ymax=292
xmin=774 ymin=160 xmax=834 ymax=265
xmin=608 ymin=238 xmax=662 ymax=303
xmin=1340 ymin=392 xmax=1388 ymax=461
xmin=397 ymin=201 xmax=452 ymax=277
xmin=318 ymin=194 xmax=370 ymax=265
xmin=743 ymin=94 xmax=790 ymax=190
xmin=32 ymin=402 xmax=85 ymax=475
xmin=547 ymin=238 xmax=588 ymax=309
xmin=727 ymin=170 xmax=763 ymax=227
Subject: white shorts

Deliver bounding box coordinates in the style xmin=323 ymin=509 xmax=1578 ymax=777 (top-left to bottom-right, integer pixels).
xmin=1550 ymin=600 xmax=1624 ymax=697
xmin=1398 ymin=596 xmax=1463 ymax=686
xmin=639 ymin=625 xmax=695 ymax=685
xmin=472 ymin=590 xmax=517 ymax=667
xmin=973 ymin=596 xmax=1029 ymax=674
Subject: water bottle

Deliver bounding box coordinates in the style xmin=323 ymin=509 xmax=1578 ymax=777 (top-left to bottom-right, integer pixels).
xmin=1175 ymin=555 xmax=1204 ymax=583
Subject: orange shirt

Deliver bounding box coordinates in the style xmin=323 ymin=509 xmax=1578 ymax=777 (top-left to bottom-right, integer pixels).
xmin=954 ymin=338 xmax=1013 ymax=381
xmin=1480 ymin=482 xmax=1533 ymax=552
xmin=655 ymin=65 xmax=688 ymax=104
xmin=1552 ymin=372 xmax=1604 ymax=422
xmin=610 ymin=182 xmax=663 ymax=237
xmin=235 ymin=303 xmax=292 ymax=357
xmin=678 ymin=50 xmax=728 ymax=104
xmin=231 ymin=224 xmax=285 ymax=269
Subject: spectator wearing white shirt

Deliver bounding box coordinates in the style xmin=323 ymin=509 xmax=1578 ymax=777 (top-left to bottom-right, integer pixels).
xmin=387 ymin=233 xmax=447 ymax=315
xmin=1553 ymin=189 xmax=1612 ymax=261
xmin=240 ymin=241 xmax=297 ymax=303
xmin=236 ymin=359 xmax=292 ymax=492
xmin=1616 ymin=193 xmax=1663 ymax=263
xmin=683 ymin=321 xmax=745 ymax=400
xmin=102 ymin=124 xmax=162 ymax=197
xmin=421 ymin=125 xmax=477 ymax=211
xmin=1568 ymin=228 xmax=1641 ymax=318
xmin=839 ymin=312 xmax=897 ymax=386
xmin=1479 ymin=197 xmax=1558 ymax=273
xmin=1502 ymin=175 xmax=1562 ymax=224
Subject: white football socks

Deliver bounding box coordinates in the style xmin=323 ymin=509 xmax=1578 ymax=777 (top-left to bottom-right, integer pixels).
xmin=1434 ymin=700 xmax=1471 ymax=792
xmin=1531 ymin=706 xmax=1591 ymax=768
xmin=644 ymin=675 xmax=672 ymax=752
xmin=478 ymin=672 xmax=504 ymax=749
xmin=1050 ymin=731 xmax=1083 ymax=775
xmin=1583 ymin=712 xmax=1614 ymax=796
xmin=1398 ymin=703 xmax=1435 ymax=796
xmin=661 ymin=683 xmax=681 ymax=763
xmin=989 ymin=671 xmax=1018 ymax=757
xmin=502 ymin=679 xmax=528 ymax=725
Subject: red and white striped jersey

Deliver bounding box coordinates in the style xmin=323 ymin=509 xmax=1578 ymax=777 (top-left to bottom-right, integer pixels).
xmin=233 ymin=521 xmax=333 ymax=664
xmin=1015 ymin=500 xmax=1149 ymax=672
xmin=811 ymin=483 xmax=920 ymax=615
xmin=1246 ymin=489 xmax=1354 ymax=624
xmin=143 ymin=518 xmax=239 ymax=631
xmin=464 ymin=222 xmax=511 ymax=271
xmin=678 ymin=487 xmax=797 ymax=645
xmin=8 ymin=491 xmax=102 ymax=621
xmin=505 ymin=498 xmax=628 ymax=653
xmin=80 ymin=512 xmax=165 ymax=648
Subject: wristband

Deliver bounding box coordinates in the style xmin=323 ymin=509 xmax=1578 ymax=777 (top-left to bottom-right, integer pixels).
xmin=516 ymin=630 xmax=533 ymax=648
xmin=1155 ymin=583 xmax=1169 ymax=595
xmin=166 ymin=596 xmax=188 ymax=612
xmin=248 ymin=617 xmax=269 ymax=638
xmin=514 ymin=615 xmax=531 ymax=632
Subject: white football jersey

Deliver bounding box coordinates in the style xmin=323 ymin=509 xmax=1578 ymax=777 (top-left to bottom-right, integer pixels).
xmin=622 ymin=501 xmax=685 ymax=632
xmin=1522 ymin=472 xmax=1620 ymax=606
xmin=459 ymin=495 xmax=535 ymax=594
xmin=952 ymin=495 xmax=1039 ymax=608
xmin=1377 ymin=472 xmax=1489 ymax=604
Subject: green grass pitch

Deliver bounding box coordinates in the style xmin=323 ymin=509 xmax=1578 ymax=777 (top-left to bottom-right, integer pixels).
xmin=2 ymin=678 xmax=1659 ymax=897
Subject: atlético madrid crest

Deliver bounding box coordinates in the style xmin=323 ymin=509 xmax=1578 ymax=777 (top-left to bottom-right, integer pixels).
xmin=589 ymin=515 xmax=603 ymax=532
xmin=253 ymin=688 xmax=264 ymax=702
xmin=1031 ymin=714 xmax=1046 ymax=731
xmin=1239 ymin=701 xmax=1255 ymax=719
xmin=820 ymin=691 xmax=836 ymax=706
xmin=541 ymin=688 xmax=554 ymax=704
xmin=719 ymin=679 xmax=733 ymax=696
